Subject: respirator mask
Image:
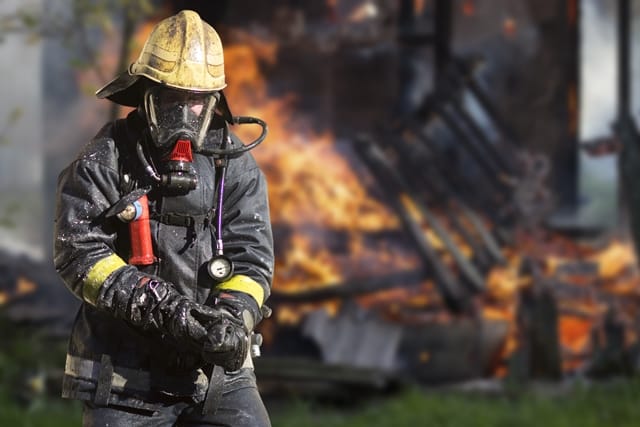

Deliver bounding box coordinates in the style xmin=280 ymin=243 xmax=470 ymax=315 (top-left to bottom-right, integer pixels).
xmin=141 ymin=86 xmax=219 ymax=193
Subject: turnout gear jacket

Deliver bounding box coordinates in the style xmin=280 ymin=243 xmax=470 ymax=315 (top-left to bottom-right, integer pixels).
xmin=54 ymin=111 xmax=273 ymax=410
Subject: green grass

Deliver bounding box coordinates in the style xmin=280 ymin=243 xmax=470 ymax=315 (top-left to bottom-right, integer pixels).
xmin=0 ymin=391 xmax=81 ymax=427
xmin=270 ymin=380 xmax=640 ymax=427
xmin=2 ymin=371 xmax=640 ymax=427
xmin=3 ymin=381 xmax=640 ymax=427
xmin=0 ymin=316 xmax=81 ymax=426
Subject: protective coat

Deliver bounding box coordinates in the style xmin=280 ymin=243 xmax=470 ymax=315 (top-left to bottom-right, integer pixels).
xmin=54 ymin=110 xmax=274 ymax=411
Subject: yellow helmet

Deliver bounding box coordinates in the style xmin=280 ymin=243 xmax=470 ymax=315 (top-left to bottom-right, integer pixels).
xmin=96 ymin=10 xmax=226 ymax=107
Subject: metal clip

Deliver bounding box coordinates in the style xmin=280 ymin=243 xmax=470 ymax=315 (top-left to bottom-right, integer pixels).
xmin=147 ymin=280 xmax=162 ymax=300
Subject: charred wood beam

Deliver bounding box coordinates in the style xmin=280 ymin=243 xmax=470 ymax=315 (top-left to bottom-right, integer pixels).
xmin=409 ymin=125 xmax=513 ymax=228
xmin=412 ymin=130 xmax=482 ymax=206
xmin=362 ymin=135 xmax=486 ymax=291
xmin=269 ymin=268 xmax=428 ymax=303
xmin=618 ymin=0 xmax=631 ymax=119
xmin=397 ymin=31 xmax=436 ymax=46
xmin=451 ymin=57 xmax=519 ymax=146
xmin=387 ymin=126 xmax=507 ymax=265
xmin=585 ymin=307 xmax=636 ymax=377
xmin=397 ymin=0 xmax=437 ymax=46
xmin=397 ymin=0 xmax=416 ymax=28
xmin=444 ymin=207 xmax=494 ymax=271
xmin=411 ymin=197 xmax=485 ymax=291
xmin=356 ymin=139 xmax=467 ymax=309
xmin=436 ymin=104 xmax=512 ymax=192
xmin=414 ymin=119 xmax=517 ymax=232
xmin=451 ymin=200 xmax=507 ymax=266
xmin=617 ymin=0 xmax=640 ymax=254
xmin=354 ymin=135 xmax=482 ymax=309
xmin=509 ymin=281 xmax=563 ymax=381
xmin=434 ymin=0 xmax=453 ymax=85
xmin=448 ymin=95 xmax=515 ymax=176
xmin=376 ymin=129 xmax=495 ymax=270
xmin=368 ymin=130 xmax=495 ymax=283
xmin=414 ymin=126 xmax=518 ymax=240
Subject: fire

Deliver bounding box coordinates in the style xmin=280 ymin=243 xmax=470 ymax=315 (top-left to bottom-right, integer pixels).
xmin=276 ymin=301 xmax=341 ymax=326
xmin=220 ymin=30 xmax=640 ymax=380
xmin=225 ymin=42 xmax=397 ymax=231
xmin=502 ymin=17 xmax=517 ymax=39
xmin=399 ymin=193 xmax=473 ymax=260
xmin=347 ymin=1 xmax=379 ymax=23
xmin=462 ymin=0 xmax=476 ymax=17
xmin=222 ymin=31 xmax=405 ymax=296
xmin=559 ymin=315 xmax=593 ymax=370
xmin=16 ymin=277 xmax=36 ymax=295
xmin=357 ymin=281 xmax=438 ymax=310
xmin=472 ymin=232 xmax=640 ymax=377
xmin=486 ymin=262 xmax=525 ymax=302
xmin=277 ymin=234 xmax=343 ymax=291
xmin=414 ymin=0 xmax=427 ymax=15
xmin=118 ymin=19 xmax=640 ymax=381
xmin=0 ymin=276 xmax=37 ymax=307
xmin=592 ymin=240 xmax=636 ymax=279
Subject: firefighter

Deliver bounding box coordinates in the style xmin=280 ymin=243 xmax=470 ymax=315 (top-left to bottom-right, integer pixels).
xmin=54 ymin=10 xmax=273 ymax=426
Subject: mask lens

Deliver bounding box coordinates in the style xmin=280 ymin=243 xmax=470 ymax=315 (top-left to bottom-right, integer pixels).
xmin=145 ymin=86 xmax=217 ymax=149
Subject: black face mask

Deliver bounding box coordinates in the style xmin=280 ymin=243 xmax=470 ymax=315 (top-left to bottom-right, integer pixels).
xmin=144 ymin=86 xmax=219 ymax=152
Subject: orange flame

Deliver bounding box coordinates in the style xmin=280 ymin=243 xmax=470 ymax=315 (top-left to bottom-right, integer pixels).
xmin=222 ymin=32 xmax=407 ymax=293
xmin=462 ymin=0 xmax=476 ymax=17
xmin=503 ymin=17 xmax=517 ymax=39
xmin=117 ymin=20 xmax=640 ymax=380
xmin=0 ymin=276 xmax=38 ymax=307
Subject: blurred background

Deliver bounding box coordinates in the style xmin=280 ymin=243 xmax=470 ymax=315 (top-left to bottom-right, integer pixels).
xmin=2 ymin=0 xmax=640 ymax=425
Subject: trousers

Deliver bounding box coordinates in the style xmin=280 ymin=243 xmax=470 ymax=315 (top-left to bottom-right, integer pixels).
xmin=82 ymin=369 xmax=271 ymax=427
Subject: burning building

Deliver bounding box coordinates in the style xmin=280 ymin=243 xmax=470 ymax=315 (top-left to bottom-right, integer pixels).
xmin=219 ymin=0 xmax=640 ymax=389
xmin=2 ymin=0 xmax=640 ymax=395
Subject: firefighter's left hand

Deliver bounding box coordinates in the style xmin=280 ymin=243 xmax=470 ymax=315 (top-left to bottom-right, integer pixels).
xmin=201 ymin=307 xmax=249 ymax=371
xmin=209 ymin=291 xmax=262 ymax=332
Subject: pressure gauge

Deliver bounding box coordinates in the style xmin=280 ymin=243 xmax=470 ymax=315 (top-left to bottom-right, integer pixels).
xmin=207 ymin=255 xmax=234 ymax=282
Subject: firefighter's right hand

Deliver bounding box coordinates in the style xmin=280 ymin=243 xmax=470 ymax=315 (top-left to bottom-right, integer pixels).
xmin=126 ymin=278 xmax=222 ymax=351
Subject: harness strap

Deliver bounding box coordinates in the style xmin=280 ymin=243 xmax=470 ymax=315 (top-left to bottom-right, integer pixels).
xmin=65 ymin=354 xmax=208 ymax=395
xmin=151 ymin=212 xmax=212 ymax=228
xmin=113 ymin=117 xmax=137 ymax=195
xmin=202 ymin=365 xmax=225 ymax=415
xmin=93 ymin=354 xmax=114 ymax=406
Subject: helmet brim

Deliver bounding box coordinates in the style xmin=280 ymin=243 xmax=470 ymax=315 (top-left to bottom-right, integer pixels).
xmin=95 ymin=71 xmax=147 ymax=107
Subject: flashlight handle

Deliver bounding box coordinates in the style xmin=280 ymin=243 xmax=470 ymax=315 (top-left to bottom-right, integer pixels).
xmin=129 ymin=195 xmax=155 ymax=266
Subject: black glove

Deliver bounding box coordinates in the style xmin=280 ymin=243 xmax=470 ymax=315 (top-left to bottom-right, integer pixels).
xmin=201 ymin=308 xmax=249 ymax=371
xmin=201 ymin=291 xmax=274 ymax=371
xmin=107 ymin=277 xmax=222 ymax=352
xmin=209 ymin=291 xmax=263 ymax=332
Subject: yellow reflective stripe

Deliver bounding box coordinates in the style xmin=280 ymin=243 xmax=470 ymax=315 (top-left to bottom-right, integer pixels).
xmin=83 ymin=254 xmax=127 ymax=305
xmin=216 ymin=275 xmax=264 ymax=307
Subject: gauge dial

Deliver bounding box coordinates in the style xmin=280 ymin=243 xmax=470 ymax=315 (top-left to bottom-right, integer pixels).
xmin=207 ymin=255 xmax=234 ymax=282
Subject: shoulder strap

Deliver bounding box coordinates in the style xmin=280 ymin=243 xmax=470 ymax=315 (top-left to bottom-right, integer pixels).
xmin=112 ymin=118 xmax=138 ymax=195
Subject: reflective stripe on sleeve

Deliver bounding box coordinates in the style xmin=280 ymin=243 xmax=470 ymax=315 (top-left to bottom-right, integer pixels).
xmin=83 ymin=254 xmax=127 ymax=305
xmin=216 ymin=275 xmax=264 ymax=307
